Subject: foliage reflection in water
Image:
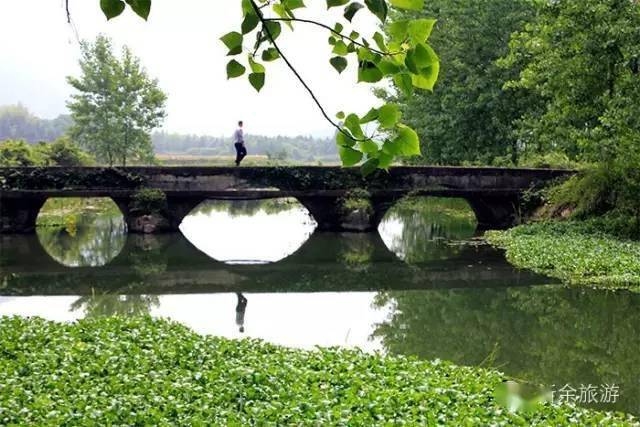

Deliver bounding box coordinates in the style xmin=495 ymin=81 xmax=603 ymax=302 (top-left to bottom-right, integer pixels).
xmin=36 ymin=212 xmax=126 ymax=267
xmin=0 ymin=197 xmax=638 ymax=414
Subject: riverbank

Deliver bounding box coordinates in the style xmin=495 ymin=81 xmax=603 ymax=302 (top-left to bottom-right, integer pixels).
xmin=0 ymin=316 xmax=635 ymax=425
xmin=486 ymin=220 xmax=640 ymax=291
xmin=37 ymin=197 xmax=121 ymax=228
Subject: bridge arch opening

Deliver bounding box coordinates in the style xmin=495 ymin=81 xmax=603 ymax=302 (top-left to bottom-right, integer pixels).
xmin=35 ymin=197 xmax=126 ymax=267
xmin=378 ymin=196 xmax=477 ymax=263
xmin=179 ymin=198 xmax=316 ymax=264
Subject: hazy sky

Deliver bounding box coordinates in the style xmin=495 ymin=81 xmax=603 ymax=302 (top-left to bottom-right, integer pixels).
xmin=0 ymin=1 xmax=382 ymax=137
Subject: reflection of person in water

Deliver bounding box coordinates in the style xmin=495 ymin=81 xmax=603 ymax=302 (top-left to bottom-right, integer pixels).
xmin=235 ymin=292 xmax=248 ymax=333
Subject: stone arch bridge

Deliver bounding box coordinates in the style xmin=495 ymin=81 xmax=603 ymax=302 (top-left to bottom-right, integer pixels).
xmin=0 ymin=166 xmax=573 ymax=234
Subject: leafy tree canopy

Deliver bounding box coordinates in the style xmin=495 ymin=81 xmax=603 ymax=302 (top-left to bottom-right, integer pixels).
xmin=66 ymin=35 xmax=167 ymax=166
xmin=500 ymin=0 xmax=640 ymax=164
xmin=92 ymin=0 xmax=440 ymax=174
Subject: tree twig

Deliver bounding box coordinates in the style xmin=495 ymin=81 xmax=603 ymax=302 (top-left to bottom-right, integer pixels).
xmin=264 ymin=17 xmax=401 ymax=56
xmin=249 ymin=0 xmax=363 ymax=141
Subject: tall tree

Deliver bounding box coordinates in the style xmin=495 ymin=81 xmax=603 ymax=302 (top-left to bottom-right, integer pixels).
xmin=500 ymin=0 xmax=640 ymax=163
xmin=380 ymin=0 xmax=535 ymax=165
xmin=66 ymin=35 xmax=167 ymax=166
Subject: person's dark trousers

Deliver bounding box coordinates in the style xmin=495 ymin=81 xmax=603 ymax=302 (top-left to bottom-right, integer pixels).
xmin=234 ymin=142 xmax=247 ymax=165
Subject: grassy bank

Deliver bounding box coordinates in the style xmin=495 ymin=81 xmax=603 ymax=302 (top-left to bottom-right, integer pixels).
xmin=0 ymin=316 xmax=635 ymax=425
xmin=486 ymin=220 xmax=640 ymax=290
xmin=37 ymin=198 xmax=122 ymax=227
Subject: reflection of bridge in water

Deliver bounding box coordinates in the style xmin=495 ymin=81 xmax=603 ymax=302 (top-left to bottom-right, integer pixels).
xmin=0 ymin=231 xmax=553 ymax=296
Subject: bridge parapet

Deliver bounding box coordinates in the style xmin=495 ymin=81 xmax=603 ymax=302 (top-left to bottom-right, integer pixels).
xmin=0 ymin=166 xmax=574 ymax=234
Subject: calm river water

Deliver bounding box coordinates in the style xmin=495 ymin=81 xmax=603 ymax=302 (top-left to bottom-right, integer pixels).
xmin=0 ymin=199 xmax=638 ymax=414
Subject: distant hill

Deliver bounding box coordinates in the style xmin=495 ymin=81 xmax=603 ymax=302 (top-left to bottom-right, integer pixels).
xmin=0 ymin=104 xmax=71 ymax=143
xmin=0 ymin=104 xmax=338 ymax=162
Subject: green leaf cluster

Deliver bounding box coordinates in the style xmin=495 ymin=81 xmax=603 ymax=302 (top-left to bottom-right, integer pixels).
xmin=0 ymin=316 xmax=636 ymax=425
xmin=100 ymin=0 xmax=151 ymax=20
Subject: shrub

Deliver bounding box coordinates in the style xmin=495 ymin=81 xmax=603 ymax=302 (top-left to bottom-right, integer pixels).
xmin=0 ymin=139 xmax=40 ymax=166
xmin=339 ymin=188 xmax=373 ymax=215
xmin=0 ymin=137 xmax=94 ymax=167
xmin=518 ymin=152 xmax=582 ymax=170
xmin=541 ymin=163 xmax=640 ymax=237
xmin=129 ymin=188 xmax=167 ymax=215
xmin=44 ymin=137 xmax=94 ymax=166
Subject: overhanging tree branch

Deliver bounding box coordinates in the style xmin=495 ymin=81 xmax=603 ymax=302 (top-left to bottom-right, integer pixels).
xmin=263 ymin=17 xmax=401 ymax=56
xmin=249 ymin=0 xmax=364 ymax=141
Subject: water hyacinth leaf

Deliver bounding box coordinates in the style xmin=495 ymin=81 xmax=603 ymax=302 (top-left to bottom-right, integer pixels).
xmin=408 ymin=19 xmax=437 ymax=43
xmin=364 ymin=0 xmax=388 ymax=22
xmin=344 ymin=2 xmax=364 ymax=22
xmin=334 ymin=23 xmax=344 ymax=33
xmin=226 ymin=60 xmax=246 ymax=79
xmin=378 ymin=104 xmax=401 ymax=129
xmin=330 ymin=56 xmax=348 ymax=74
xmin=360 ymin=107 xmax=379 ymax=123
xmin=358 ymin=61 xmax=383 ymax=83
xmin=389 ymin=0 xmax=424 ymax=10
xmin=361 ymin=157 xmax=380 ymax=176
xmin=261 ymin=48 xmax=280 ymax=61
xmin=393 ymin=124 xmax=421 ymax=156
xmin=344 ymin=113 xmax=365 ymax=139
xmin=327 ymin=0 xmax=349 ymax=8
xmin=241 ymin=13 xmax=259 ymax=34
xmin=100 ymin=0 xmax=126 ymax=20
xmin=125 ymin=0 xmax=151 ymax=19
xmin=336 ymin=111 xmax=346 ymax=120
xmin=221 ymin=32 xmax=243 ymax=55
xmin=249 ymin=73 xmax=265 ymax=91
xmin=394 ymin=73 xmax=413 ymax=96
xmin=339 ymin=145 xmax=363 ymax=166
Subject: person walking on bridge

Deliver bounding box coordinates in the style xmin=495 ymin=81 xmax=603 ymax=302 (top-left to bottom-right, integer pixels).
xmin=233 ymin=120 xmax=247 ymax=166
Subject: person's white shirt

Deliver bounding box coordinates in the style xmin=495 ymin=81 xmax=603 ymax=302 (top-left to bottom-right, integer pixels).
xmin=233 ymin=127 xmax=244 ymax=144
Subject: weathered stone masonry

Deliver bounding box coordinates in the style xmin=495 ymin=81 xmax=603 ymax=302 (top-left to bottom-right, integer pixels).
xmin=0 ymin=166 xmax=574 ymax=234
